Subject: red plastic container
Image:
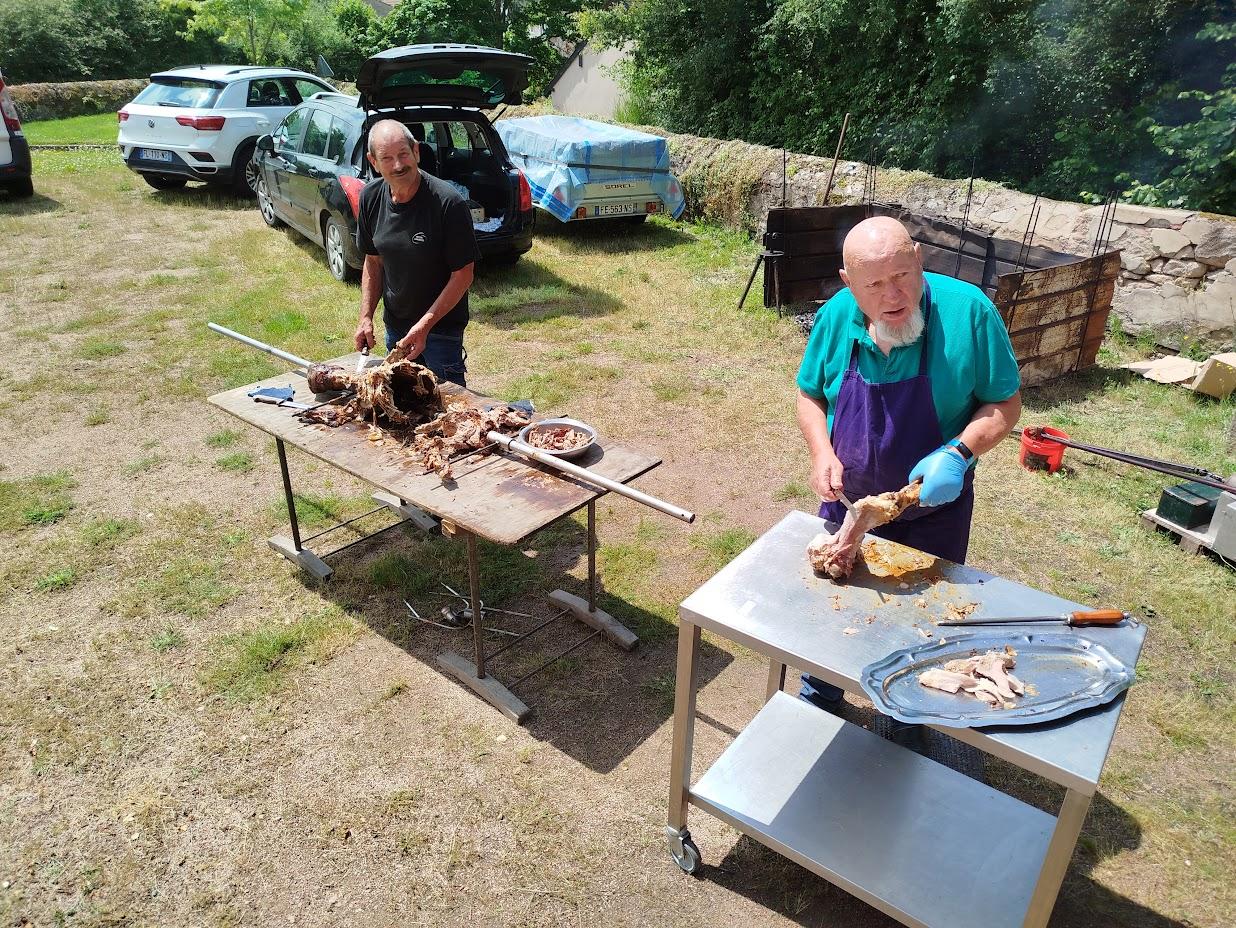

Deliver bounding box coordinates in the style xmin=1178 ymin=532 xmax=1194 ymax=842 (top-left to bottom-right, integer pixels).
xmin=1019 ymin=426 xmax=1069 ymax=473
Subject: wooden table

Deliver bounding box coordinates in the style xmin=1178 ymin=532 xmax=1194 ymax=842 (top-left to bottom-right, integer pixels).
xmin=208 ymin=354 xmax=661 ymax=721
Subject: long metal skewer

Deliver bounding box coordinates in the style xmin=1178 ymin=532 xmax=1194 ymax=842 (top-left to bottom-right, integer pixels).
xmin=208 ymin=322 xmax=314 ymax=370
xmin=487 ymin=431 xmax=695 ymax=523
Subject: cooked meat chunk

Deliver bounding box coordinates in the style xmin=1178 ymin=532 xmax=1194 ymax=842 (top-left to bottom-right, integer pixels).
xmin=408 ymin=404 xmax=532 ymax=478
xmin=807 ymin=482 xmax=922 ymax=580
xmin=304 ymin=359 xmax=442 ymax=427
xmin=523 ymin=425 xmax=590 ymax=451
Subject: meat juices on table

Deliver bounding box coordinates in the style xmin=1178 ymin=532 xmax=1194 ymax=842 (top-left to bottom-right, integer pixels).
xmin=807 ymin=482 xmax=922 ymax=579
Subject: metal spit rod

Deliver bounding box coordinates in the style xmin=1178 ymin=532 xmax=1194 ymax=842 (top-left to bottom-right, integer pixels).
xmin=487 ymin=431 xmax=695 ymax=524
xmin=208 ymin=322 xmax=314 ymax=370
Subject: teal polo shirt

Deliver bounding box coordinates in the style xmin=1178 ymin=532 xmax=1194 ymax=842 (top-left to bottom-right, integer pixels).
xmin=796 ymin=272 xmax=1021 ymax=440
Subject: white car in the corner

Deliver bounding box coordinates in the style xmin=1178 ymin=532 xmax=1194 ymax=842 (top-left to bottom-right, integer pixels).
xmin=117 ymin=65 xmax=333 ymax=196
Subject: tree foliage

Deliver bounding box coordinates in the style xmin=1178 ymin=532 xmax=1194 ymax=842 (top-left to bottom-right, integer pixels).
xmin=0 ymin=0 xmax=226 ymax=83
xmin=588 ymin=0 xmax=1236 ymax=213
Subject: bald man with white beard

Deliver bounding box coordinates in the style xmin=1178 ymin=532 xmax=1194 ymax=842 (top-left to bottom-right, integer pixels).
xmin=794 ymin=217 xmax=1022 ymax=740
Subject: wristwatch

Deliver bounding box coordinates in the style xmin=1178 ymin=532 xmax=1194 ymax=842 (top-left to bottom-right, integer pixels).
xmin=947 ymin=438 xmax=976 ymax=464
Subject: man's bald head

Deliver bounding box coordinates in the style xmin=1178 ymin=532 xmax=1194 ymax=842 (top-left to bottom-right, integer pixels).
xmin=842 ymin=216 xmax=917 ymax=271
xmin=839 ymin=217 xmax=925 ymax=348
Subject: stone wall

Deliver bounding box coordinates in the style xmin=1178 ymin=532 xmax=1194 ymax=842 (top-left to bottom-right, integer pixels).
xmin=662 ymin=133 xmax=1236 ymax=349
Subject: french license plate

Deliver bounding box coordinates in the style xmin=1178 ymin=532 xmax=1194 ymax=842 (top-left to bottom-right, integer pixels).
xmin=139 ymin=148 xmax=173 ymax=163
xmin=595 ymin=203 xmax=635 ymax=217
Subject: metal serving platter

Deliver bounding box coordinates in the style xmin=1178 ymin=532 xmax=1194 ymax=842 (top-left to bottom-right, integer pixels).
xmin=860 ymin=632 xmax=1136 ymax=729
xmin=517 ymin=417 xmax=598 ymax=460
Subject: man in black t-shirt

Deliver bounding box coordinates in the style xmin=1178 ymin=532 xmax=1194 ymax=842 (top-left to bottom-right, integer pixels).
xmin=354 ymin=119 xmax=480 ymax=386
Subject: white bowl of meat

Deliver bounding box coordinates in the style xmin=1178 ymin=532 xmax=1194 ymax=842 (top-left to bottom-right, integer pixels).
xmin=517 ymin=418 xmax=597 ymax=460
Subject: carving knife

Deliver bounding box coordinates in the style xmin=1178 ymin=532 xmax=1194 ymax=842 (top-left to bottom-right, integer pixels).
xmin=837 ymin=491 xmax=858 ymax=517
xmin=939 ymin=609 xmax=1130 ymax=628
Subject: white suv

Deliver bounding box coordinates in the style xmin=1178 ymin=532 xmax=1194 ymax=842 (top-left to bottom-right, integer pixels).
xmin=117 ymin=65 xmax=333 ymax=195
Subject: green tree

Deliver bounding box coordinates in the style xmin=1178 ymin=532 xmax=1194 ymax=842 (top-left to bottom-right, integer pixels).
xmin=330 ymin=0 xmax=380 ymax=77
xmin=0 ymin=0 xmax=226 ymax=83
xmin=1122 ymin=23 xmax=1236 ymax=213
xmin=188 ymin=0 xmax=310 ymax=65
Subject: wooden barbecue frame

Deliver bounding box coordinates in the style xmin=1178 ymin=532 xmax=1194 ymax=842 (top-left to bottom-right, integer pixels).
xmin=762 ymin=204 xmax=1121 ymax=387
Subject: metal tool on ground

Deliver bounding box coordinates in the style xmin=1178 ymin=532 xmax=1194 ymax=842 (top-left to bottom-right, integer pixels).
xmin=940 ymin=609 xmax=1130 ymax=628
xmin=488 ymin=430 xmax=695 ymax=524
xmin=1019 ymin=426 xmax=1233 ymax=493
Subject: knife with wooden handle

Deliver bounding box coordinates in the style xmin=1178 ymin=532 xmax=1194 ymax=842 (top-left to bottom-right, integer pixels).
xmin=939 ymin=609 xmax=1130 ymax=627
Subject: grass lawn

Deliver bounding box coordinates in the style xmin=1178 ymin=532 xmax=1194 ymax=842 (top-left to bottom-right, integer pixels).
xmin=0 ymin=118 xmax=1233 ymax=927
xmin=22 ymin=112 xmax=119 ymax=146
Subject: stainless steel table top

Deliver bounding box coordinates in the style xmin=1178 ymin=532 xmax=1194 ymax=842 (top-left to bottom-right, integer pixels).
xmin=679 ymin=511 xmax=1148 ymax=794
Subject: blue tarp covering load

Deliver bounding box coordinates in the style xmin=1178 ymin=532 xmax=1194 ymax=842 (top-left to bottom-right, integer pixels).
xmin=495 ymin=115 xmax=686 ymax=221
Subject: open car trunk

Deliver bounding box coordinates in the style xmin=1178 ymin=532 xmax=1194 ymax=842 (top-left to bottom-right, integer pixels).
xmin=357 ymin=44 xmax=531 ymax=110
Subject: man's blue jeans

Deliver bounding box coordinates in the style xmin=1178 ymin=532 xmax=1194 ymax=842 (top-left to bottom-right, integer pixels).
xmin=384 ymin=320 xmax=467 ymax=387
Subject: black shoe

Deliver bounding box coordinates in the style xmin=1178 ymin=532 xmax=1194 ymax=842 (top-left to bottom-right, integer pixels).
xmin=799 ymin=690 xmax=844 ymax=717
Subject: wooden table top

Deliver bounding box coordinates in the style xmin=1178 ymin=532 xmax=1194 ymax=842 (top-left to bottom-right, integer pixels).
xmin=207 ymin=354 xmax=661 ymax=545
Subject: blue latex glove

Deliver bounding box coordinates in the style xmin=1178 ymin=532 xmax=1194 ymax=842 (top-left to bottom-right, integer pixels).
xmin=908 ymin=443 xmax=972 ymax=507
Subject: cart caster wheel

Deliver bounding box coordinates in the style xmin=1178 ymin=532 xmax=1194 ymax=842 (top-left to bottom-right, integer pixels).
xmin=670 ymin=832 xmax=702 ymax=875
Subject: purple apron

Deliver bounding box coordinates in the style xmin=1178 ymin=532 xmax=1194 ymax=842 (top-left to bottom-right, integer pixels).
xmin=817 ymin=291 xmax=975 ymax=564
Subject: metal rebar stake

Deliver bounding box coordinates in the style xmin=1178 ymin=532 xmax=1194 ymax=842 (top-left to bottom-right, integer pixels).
xmin=468 ymin=531 xmax=485 ymax=679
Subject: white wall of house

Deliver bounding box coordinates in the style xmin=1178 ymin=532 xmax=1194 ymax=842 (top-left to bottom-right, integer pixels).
xmin=549 ymin=45 xmax=624 ymax=119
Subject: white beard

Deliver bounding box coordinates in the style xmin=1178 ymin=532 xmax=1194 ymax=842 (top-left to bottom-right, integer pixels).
xmin=873 ymin=306 xmax=925 ymax=348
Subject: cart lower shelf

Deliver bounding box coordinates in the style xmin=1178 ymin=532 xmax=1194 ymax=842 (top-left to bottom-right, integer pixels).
xmin=689 ymin=692 xmax=1056 ymax=928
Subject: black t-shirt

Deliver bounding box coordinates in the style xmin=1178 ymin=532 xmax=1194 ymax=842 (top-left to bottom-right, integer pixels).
xmin=356 ymin=171 xmax=480 ymax=336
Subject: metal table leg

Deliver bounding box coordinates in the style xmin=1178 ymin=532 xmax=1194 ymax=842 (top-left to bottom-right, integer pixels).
xmin=1022 ymin=788 xmax=1093 ymax=927
xmin=266 ymin=438 xmax=332 ymax=580
xmin=666 ymin=621 xmax=702 ymax=874
xmin=765 ymin=659 xmax=787 ymax=702
xmin=549 ymin=499 xmax=638 ymax=650
xmin=436 ymin=527 xmax=530 ymax=723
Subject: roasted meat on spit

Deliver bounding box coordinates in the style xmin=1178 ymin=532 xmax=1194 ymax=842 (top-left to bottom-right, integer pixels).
xmin=304 ymin=358 xmax=443 ymax=427
xmin=409 ymin=405 xmax=532 ymax=479
xmin=807 ymin=482 xmax=922 ymax=579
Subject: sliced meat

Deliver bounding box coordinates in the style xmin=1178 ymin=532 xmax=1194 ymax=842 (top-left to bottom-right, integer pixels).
xmin=408 ymin=404 xmax=532 ymax=478
xmin=919 ymin=647 xmax=1028 ymax=711
xmin=918 ymin=668 xmax=974 ymax=694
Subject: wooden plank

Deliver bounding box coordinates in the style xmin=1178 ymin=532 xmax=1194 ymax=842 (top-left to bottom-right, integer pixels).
xmin=208 ymin=358 xmax=661 ymax=546
xmin=767 ymin=205 xmax=867 ymax=234
xmin=779 ymin=253 xmax=845 ymax=283
xmin=1001 ymin=280 xmax=1116 ymax=332
xmin=436 ymin=651 xmax=531 ymax=723
xmin=1016 ymin=337 xmax=1105 ymax=384
xmin=989 ymin=237 xmax=1079 ymax=269
xmin=995 ymin=252 xmax=1120 ymax=303
xmin=766 ymin=229 xmax=847 ymax=258
xmin=918 ymin=241 xmax=986 ymax=287
xmin=548 ymin=589 xmax=638 ymax=650
xmin=772 ymin=277 xmax=834 ymax=304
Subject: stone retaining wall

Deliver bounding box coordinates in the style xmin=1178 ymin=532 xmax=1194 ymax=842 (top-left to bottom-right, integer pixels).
xmin=663 ymin=133 xmax=1236 ymax=349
